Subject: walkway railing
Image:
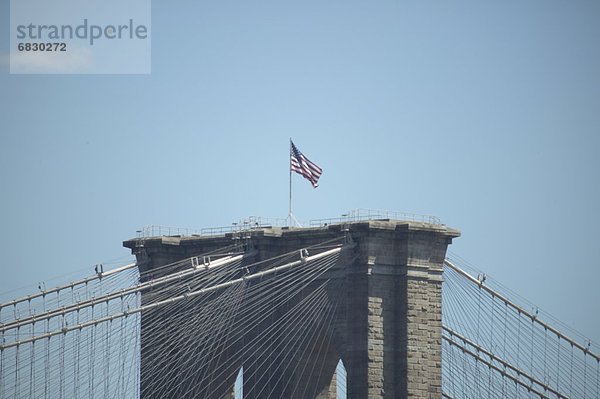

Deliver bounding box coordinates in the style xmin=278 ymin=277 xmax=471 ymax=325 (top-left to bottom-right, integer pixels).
xmin=137 ymin=209 xmax=442 ymax=238
xmin=137 ymin=216 xmax=288 ymax=238
xmin=309 ymin=208 xmax=441 ymax=227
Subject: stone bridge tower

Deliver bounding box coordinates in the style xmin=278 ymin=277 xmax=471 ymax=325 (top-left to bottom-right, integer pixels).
xmin=124 ymin=219 xmax=460 ymax=398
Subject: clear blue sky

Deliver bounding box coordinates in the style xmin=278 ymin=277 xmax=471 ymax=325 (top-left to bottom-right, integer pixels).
xmin=1 ymin=0 xmax=599 ymax=345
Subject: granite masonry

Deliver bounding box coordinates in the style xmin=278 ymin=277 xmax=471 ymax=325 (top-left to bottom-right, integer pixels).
xmin=124 ymin=219 xmax=459 ymax=399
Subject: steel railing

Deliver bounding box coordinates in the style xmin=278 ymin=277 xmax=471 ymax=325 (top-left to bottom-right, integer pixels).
xmin=137 ymin=209 xmax=442 ymax=238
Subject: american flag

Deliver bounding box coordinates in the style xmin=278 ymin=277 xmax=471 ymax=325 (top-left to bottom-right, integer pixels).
xmin=290 ymin=140 xmax=322 ymax=188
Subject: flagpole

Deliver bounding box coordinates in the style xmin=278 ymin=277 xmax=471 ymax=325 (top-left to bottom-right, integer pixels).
xmin=287 ymin=139 xmax=303 ymax=227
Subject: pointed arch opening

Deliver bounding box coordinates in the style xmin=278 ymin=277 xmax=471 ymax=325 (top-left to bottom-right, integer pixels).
xmin=234 ymin=366 xmax=243 ymax=398
xmin=335 ymin=358 xmax=347 ymax=399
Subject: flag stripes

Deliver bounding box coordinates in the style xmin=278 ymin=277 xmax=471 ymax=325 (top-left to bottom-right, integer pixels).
xmin=290 ymin=141 xmax=322 ymax=188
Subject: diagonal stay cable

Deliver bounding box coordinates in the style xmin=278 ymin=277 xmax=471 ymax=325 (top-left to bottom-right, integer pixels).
xmin=240 ymin=283 xmax=335 ymax=398
xmin=443 ymin=325 xmax=568 ymax=399
xmin=137 ymin=251 xmax=337 ymax=388
xmin=0 ymin=254 xmax=248 ymax=333
xmin=443 ymin=334 xmax=552 ymax=399
xmin=445 ymin=259 xmax=599 ymax=362
xmin=0 ymin=263 xmax=137 ymax=311
xmin=185 ymin=255 xmax=341 ymax=396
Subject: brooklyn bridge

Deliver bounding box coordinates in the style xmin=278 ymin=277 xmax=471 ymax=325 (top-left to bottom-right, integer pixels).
xmin=1 ymin=211 xmax=598 ymax=398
